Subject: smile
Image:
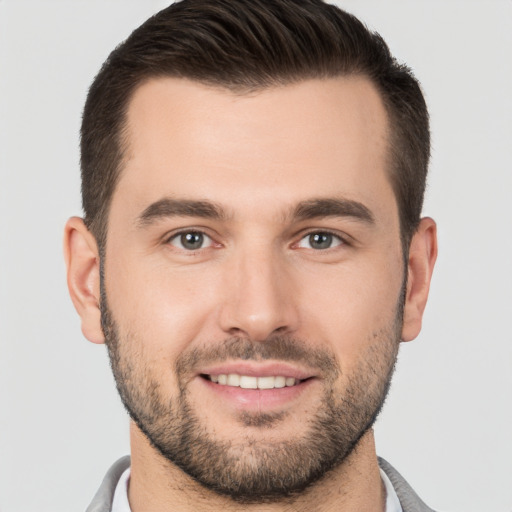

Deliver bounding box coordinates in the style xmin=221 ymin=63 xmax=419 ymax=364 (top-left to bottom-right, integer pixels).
xmin=205 ymin=374 xmax=301 ymax=389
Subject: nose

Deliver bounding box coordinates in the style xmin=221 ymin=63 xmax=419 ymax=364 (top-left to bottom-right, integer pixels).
xmin=218 ymin=247 xmax=300 ymax=341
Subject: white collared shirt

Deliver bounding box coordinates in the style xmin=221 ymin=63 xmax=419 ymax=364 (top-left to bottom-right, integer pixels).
xmin=381 ymin=467 xmax=404 ymax=512
xmin=112 ymin=467 xmax=403 ymax=512
xmin=111 ymin=467 xmax=131 ymax=512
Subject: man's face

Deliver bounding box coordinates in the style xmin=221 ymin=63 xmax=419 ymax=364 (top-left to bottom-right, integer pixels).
xmin=102 ymin=77 xmax=405 ymax=500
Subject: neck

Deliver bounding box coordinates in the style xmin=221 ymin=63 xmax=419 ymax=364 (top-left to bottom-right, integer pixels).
xmin=128 ymin=423 xmax=385 ymax=512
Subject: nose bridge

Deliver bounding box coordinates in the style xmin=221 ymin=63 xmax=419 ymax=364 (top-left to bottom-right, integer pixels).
xmin=219 ymin=239 xmax=298 ymax=341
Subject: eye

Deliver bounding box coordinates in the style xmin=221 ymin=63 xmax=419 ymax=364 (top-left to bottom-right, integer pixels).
xmin=297 ymin=231 xmax=344 ymax=250
xmin=168 ymin=231 xmax=213 ymax=251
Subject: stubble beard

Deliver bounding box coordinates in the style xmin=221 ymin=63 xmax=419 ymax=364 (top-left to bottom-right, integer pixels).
xmin=101 ymin=289 xmax=402 ymax=504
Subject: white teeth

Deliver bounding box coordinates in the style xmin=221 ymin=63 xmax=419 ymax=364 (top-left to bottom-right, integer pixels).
xmin=257 ymin=376 xmax=275 ymax=389
xmin=239 ymin=375 xmax=258 ymax=389
xmin=227 ymin=374 xmax=240 ymax=386
xmin=209 ymin=374 xmax=300 ymax=389
xmin=274 ymin=376 xmax=286 ymax=388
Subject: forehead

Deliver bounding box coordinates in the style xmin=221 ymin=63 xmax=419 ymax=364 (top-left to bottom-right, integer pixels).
xmin=114 ymin=76 xmax=394 ymax=223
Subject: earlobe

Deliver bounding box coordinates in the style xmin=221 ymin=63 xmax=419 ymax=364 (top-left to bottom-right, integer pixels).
xmin=63 ymin=217 xmax=105 ymax=344
xmin=401 ymin=217 xmax=438 ymax=342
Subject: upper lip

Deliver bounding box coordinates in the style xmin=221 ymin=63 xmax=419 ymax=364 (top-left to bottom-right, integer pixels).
xmin=198 ymin=361 xmax=316 ymax=380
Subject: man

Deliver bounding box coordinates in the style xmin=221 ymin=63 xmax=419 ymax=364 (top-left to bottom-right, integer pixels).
xmin=64 ymin=0 xmax=437 ymax=510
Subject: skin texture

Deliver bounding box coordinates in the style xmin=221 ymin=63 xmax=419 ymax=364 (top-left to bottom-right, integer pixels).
xmin=64 ymin=76 xmax=437 ymax=511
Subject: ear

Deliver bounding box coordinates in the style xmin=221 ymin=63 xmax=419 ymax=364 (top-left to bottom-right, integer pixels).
xmin=63 ymin=217 xmax=105 ymax=344
xmin=401 ymin=217 xmax=438 ymax=342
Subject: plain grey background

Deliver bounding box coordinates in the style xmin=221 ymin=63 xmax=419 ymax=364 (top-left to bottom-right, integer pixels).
xmin=0 ymin=1 xmax=511 ymax=511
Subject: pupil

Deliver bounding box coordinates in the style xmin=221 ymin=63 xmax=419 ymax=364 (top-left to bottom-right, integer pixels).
xmin=310 ymin=233 xmax=332 ymax=249
xmin=181 ymin=232 xmax=203 ymax=249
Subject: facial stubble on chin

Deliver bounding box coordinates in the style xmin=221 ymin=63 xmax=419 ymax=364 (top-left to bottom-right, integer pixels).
xmin=100 ymin=280 xmax=402 ymax=504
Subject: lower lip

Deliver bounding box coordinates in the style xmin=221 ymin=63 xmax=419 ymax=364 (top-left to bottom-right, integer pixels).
xmin=198 ymin=376 xmax=315 ymax=410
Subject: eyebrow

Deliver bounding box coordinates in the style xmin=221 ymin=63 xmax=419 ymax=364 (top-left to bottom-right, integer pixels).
xmin=136 ymin=196 xmax=374 ymax=227
xmin=137 ymin=198 xmax=227 ymax=226
xmin=293 ymin=198 xmax=375 ymax=224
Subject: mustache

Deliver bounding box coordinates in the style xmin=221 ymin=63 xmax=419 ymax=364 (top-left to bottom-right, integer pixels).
xmin=175 ymin=335 xmax=340 ymax=380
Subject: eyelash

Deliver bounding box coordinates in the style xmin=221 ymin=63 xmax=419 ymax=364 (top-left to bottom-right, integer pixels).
xmin=165 ymin=228 xmax=349 ymax=252
xmin=166 ymin=229 xmax=216 ymax=251
xmin=294 ymin=229 xmax=348 ymax=250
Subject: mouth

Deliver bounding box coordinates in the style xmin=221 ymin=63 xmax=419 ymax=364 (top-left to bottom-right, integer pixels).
xmin=195 ymin=362 xmax=317 ymax=410
xmin=201 ymin=373 xmax=304 ymax=389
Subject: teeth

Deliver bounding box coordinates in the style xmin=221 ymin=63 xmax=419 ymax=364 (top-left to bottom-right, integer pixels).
xmin=257 ymin=376 xmax=275 ymax=389
xmin=274 ymin=376 xmax=286 ymax=388
xmin=227 ymin=374 xmax=240 ymax=386
xmin=209 ymin=374 xmax=299 ymax=389
xmin=240 ymin=375 xmax=258 ymax=389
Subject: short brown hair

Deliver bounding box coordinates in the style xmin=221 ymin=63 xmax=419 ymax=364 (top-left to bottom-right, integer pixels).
xmin=81 ymin=0 xmax=429 ymax=249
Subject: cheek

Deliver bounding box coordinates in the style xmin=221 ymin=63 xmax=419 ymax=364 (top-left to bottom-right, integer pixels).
xmin=105 ymin=253 xmax=222 ymax=356
xmin=296 ymin=255 xmax=403 ymax=358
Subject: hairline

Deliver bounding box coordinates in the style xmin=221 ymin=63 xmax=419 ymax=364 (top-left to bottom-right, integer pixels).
xmin=92 ymin=72 xmax=412 ymax=256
